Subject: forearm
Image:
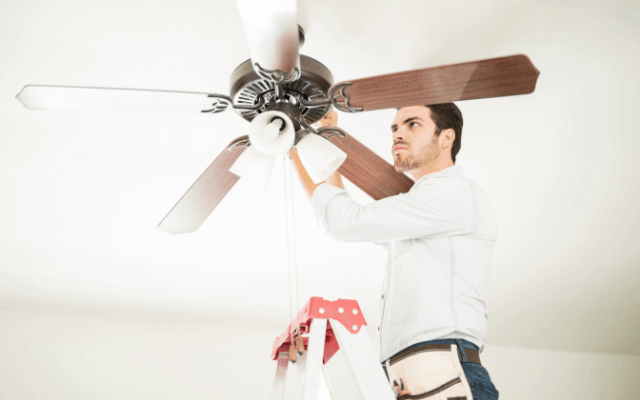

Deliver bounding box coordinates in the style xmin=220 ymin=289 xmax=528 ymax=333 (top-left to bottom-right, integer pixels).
xmin=325 ymin=169 xmax=345 ymax=190
xmin=290 ymin=148 xmax=344 ymax=200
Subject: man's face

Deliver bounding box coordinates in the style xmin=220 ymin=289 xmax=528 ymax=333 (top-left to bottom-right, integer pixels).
xmin=391 ymin=106 xmax=441 ymax=174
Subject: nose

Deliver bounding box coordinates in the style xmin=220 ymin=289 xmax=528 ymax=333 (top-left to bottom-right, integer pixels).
xmin=393 ymin=127 xmax=405 ymax=142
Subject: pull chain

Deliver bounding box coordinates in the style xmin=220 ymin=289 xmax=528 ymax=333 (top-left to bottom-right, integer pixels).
xmin=283 ymin=153 xmax=300 ymax=321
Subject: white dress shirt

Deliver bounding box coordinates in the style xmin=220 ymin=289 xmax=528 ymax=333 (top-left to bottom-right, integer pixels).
xmin=310 ymin=164 xmax=497 ymax=362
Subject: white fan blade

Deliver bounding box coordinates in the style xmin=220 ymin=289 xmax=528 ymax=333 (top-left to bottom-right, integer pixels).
xmin=158 ymin=136 xmax=249 ymax=234
xmin=15 ymin=85 xmax=233 ymax=113
xmin=236 ymin=0 xmax=300 ymax=82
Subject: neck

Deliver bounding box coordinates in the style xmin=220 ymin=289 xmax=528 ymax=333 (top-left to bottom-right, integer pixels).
xmin=409 ymin=157 xmax=454 ymax=181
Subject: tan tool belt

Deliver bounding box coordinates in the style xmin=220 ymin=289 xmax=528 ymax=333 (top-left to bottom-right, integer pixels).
xmin=385 ymin=343 xmax=477 ymax=400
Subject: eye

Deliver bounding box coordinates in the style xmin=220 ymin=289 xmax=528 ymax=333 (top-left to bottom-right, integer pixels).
xmin=410 ymin=122 xmax=420 ymax=127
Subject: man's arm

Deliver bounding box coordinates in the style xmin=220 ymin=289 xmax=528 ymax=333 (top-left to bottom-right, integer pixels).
xmin=289 ymin=110 xmax=393 ymax=248
xmin=312 ymin=176 xmax=475 ymax=243
xmin=290 ymin=137 xmax=388 ymax=248
xmin=290 ymin=148 xmax=344 ymax=200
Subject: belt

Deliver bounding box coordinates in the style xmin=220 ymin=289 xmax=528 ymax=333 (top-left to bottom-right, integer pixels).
xmin=388 ymin=343 xmax=481 ymax=366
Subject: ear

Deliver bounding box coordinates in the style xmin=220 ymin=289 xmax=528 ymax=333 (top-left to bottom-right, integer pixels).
xmin=440 ymin=128 xmax=455 ymax=149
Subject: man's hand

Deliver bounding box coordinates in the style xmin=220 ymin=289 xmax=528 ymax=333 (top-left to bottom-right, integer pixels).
xmin=314 ymin=109 xmax=338 ymax=128
xmin=287 ymin=109 xmax=338 ymax=157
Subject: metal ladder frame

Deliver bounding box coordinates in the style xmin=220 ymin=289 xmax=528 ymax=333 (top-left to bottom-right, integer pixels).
xmin=270 ymin=297 xmax=396 ymax=400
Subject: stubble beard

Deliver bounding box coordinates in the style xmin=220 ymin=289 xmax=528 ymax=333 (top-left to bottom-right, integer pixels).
xmin=394 ymin=136 xmax=441 ymax=173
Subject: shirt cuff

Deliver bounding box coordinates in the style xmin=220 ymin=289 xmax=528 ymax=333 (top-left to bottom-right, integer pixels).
xmin=311 ymin=183 xmax=346 ymax=229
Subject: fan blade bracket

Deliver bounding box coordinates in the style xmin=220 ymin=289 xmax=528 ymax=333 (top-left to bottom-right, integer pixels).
xmin=200 ymin=94 xmax=233 ymax=114
xmin=298 ymin=96 xmax=331 ymax=109
xmin=296 ymin=81 xmax=362 ymax=112
xmin=200 ymin=94 xmax=267 ymax=114
xmin=228 ymin=136 xmax=251 ymax=150
xmin=316 ymin=126 xmax=347 ymax=140
xmin=231 ymin=96 xmax=266 ymax=112
xmin=292 ymin=125 xmax=347 ymax=148
xmin=327 ymin=82 xmax=363 ymax=113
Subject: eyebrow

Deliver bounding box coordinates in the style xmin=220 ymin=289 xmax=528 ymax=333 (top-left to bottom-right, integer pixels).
xmin=391 ymin=117 xmax=423 ymax=130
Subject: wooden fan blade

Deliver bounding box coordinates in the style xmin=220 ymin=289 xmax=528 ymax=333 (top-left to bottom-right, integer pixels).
xmin=157 ymin=136 xmax=249 ymax=234
xmin=332 ymin=54 xmax=540 ymax=112
xmin=328 ymin=133 xmax=413 ymax=200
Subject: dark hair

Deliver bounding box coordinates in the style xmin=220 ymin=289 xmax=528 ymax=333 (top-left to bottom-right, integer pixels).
xmin=427 ymin=103 xmax=463 ymax=163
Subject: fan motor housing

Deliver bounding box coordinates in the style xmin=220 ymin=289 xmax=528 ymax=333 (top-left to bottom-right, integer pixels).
xmin=230 ymin=55 xmax=334 ymax=125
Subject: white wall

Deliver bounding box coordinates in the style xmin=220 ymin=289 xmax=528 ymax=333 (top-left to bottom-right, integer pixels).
xmin=481 ymin=344 xmax=640 ymax=399
xmin=0 ymin=310 xmax=638 ymax=400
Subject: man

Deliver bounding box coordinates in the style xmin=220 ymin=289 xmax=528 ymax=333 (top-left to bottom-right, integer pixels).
xmin=290 ymin=104 xmax=499 ymax=400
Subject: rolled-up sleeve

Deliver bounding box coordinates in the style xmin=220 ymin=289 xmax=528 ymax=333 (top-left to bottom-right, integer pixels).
xmin=311 ymin=175 xmax=474 ymax=243
xmin=311 ymin=183 xmax=346 ymax=228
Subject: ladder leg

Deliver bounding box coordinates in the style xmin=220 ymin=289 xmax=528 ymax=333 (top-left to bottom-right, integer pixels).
xmin=302 ymin=318 xmax=327 ymax=400
xmin=296 ymin=351 xmax=334 ymax=400
xmin=330 ymin=320 xmax=396 ymax=400
xmin=270 ymin=351 xmax=289 ymax=400
xmin=321 ymin=364 xmax=335 ymax=400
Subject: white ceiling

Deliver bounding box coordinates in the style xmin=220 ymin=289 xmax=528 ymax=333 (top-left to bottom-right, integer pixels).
xmin=1 ymin=0 xmax=639 ymax=356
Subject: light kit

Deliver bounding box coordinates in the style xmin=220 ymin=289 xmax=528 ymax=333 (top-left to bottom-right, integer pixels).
xmin=229 ymin=109 xmax=347 ymax=188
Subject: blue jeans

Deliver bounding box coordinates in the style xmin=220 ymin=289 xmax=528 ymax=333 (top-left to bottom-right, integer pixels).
xmin=382 ymin=339 xmax=499 ymax=400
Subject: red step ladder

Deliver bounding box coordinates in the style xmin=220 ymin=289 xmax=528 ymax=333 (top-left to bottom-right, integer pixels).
xmin=270 ymin=297 xmax=396 ymax=400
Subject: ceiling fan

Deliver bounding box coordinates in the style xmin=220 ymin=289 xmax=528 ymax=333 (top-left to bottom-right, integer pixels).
xmin=15 ymin=0 xmax=540 ymax=235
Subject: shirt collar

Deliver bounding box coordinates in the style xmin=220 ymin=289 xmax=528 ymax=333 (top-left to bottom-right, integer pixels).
xmin=412 ymin=164 xmax=464 ymax=187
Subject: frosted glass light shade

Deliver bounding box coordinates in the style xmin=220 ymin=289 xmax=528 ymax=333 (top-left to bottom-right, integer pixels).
xmin=248 ymin=111 xmax=295 ymax=156
xmin=296 ymin=133 xmax=347 ymax=184
xmin=229 ymin=146 xmax=275 ymax=189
